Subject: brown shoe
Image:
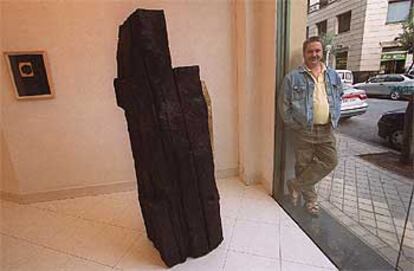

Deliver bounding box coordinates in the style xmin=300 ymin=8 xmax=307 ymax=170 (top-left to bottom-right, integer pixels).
xmin=287 ymin=179 xmax=301 ymax=206
xmin=305 ymin=201 xmax=320 ymax=217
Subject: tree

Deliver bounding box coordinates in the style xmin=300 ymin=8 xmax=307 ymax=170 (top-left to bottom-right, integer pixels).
xmin=320 ymin=32 xmax=337 ymax=66
xmin=398 ymin=19 xmax=414 ymax=53
xmin=398 ymin=7 xmax=414 ymax=164
xmin=398 ymin=7 xmax=414 ymax=71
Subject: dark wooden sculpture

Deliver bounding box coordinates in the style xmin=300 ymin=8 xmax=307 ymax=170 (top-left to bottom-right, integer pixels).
xmin=113 ymin=9 xmax=223 ymax=267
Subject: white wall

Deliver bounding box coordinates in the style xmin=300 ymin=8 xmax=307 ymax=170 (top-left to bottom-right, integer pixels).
xmin=255 ymin=0 xmax=278 ymax=193
xmin=235 ymin=0 xmax=306 ymax=193
xmin=1 ymin=0 xmax=238 ymax=198
xmin=234 ymin=0 xmax=276 ymax=193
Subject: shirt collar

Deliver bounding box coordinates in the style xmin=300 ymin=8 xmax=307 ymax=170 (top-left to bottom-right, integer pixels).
xmin=304 ymin=62 xmax=326 ymax=73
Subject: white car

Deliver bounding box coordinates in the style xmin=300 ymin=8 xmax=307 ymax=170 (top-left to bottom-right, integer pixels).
xmin=340 ymin=84 xmax=368 ymax=119
xmin=337 ymin=69 xmax=354 ymax=85
xmin=353 ymin=74 xmax=413 ymax=100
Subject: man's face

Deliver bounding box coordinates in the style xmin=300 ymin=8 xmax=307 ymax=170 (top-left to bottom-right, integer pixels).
xmin=304 ymin=41 xmax=323 ymax=67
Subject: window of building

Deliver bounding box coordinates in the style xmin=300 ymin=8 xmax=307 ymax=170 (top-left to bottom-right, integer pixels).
xmin=320 ymin=0 xmax=329 ymax=8
xmin=306 ymin=26 xmax=309 ymax=39
xmin=335 ymin=51 xmax=348 ymax=69
xmin=386 ymin=0 xmax=411 ymax=23
xmin=337 ymin=11 xmax=351 ymax=33
xmin=316 ymin=20 xmax=327 ymax=36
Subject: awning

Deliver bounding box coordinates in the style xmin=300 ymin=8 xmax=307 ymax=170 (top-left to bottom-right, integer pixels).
xmin=381 ymin=51 xmax=407 ymax=61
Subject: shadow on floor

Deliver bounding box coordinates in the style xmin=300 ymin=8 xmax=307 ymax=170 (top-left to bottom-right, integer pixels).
xmin=359 ymin=152 xmax=414 ymax=180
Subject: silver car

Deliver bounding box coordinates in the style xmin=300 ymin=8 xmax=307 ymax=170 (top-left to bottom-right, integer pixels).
xmin=353 ymin=74 xmax=414 ymax=100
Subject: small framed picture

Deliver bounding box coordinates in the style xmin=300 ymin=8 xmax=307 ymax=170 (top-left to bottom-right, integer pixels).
xmin=4 ymin=51 xmax=54 ymax=100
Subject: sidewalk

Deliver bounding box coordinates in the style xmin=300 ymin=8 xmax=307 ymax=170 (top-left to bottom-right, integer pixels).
xmin=317 ymin=133 xmax=414 ymax=270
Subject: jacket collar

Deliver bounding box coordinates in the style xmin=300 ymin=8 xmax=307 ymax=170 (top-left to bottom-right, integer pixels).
xmin=298 ymin=63 xmax=332 ymax=73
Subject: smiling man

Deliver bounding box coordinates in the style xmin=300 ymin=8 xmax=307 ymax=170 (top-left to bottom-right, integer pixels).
xmin=278 ymin=36 xmax=343 ymax=216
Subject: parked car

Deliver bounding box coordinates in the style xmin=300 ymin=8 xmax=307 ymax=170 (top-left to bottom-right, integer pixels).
xmin=377 ymin=108 xmax=405 ymax=149
xmin=337 ymin=69 xmax=354 ymax=85
xmin=340 ymin=85 xmax=368 ymax=119
xmin=353 ymin=74 xmax=414 ymax=100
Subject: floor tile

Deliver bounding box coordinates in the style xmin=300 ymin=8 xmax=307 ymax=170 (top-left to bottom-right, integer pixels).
xmin=32 ymin=196 xmax=94 ymax=217
xmin=62 ymin=257 xmax=115 ymax=271
xmin=20 ymin=210 xmax=79 ymax=246
xmin=224 ymin=250 xmax=280 ymax=271
xmin=171 ymin=247 xmax=227 ymax=271
xmin=109 ymin=203 xmax=145 ymax=231
xmin=217 ymin=178 xmax=245 ymax=199
xmin=220 ymin=216 xmax=236 ymax=250
xmin=1 ymin=179 xmax=337 ymax=271
xmin=87 ymin=223 xmax=139 ymax=266
xmin=50 ymin=217 xmax=137 ymax=266
xmin=281 ymin=260 xmax=337 ymax=271
xmin=48 ymin=217 xmax=106 ymax=259
xmin=280 ymin=209 xmax=301 ymax=229
xmin=230 ymin=219 xmax=279 ymax=259
xmin=0 ymin=234 xmax=114 ymax=271
xmin=238 ymin=196 xmax=280 ymax=224
xmin=13 ymin=245 xmax=72 ymax=271
xmin=115 ymin=235 xmax=168 ymax=270
xmin=1 ymin=204 xmax=44 ymax=237
xmin=243 ymin=184 xmax=271 ymax=200
xmin=280 ymin=224 xmax=335 ymax=269
xmin=220 ymin=196 xmax=242 ymax=219
xmin=77 ymin=196 xmax=130 ymax=224
xmin=0 ymin=234 xmax=39 ymax=270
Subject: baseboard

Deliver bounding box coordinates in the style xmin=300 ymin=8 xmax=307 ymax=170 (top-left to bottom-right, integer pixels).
xmin=1 ymin=168 xmax=240 ymax=204
xmin=0 ymin=181 xmax=137 ymax=204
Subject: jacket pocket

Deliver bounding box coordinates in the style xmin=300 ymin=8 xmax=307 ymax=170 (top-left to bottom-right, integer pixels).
xmin=292 ymin=85 xmax=306 ymax=101
xmin=290 ymin=84 xmax=307 ymax=127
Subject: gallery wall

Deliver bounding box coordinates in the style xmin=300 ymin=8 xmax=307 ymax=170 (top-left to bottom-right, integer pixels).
xmin=1 ymin=0 xmax=238 ymax=199
xmin=1 ymin=0 xmax=306 ymax=200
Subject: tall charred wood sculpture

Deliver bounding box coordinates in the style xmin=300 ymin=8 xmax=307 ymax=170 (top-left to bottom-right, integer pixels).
xmin=113 ymin=9 xmax=223 ymax=267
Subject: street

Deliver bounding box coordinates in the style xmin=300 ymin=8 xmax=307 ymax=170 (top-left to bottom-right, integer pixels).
xmin=337 ymin=98 xmax=409 ymax=149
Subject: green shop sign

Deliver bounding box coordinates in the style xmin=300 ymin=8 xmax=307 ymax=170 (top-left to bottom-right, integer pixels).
xmin=381 ymin=52 xmax=407 ymax=61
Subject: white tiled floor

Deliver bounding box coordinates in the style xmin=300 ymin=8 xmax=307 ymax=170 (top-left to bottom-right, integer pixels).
xmin=0 ymin=177 xmax=338 ymax=270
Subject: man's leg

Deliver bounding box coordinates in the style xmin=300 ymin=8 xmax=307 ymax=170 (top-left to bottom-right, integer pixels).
xmin=293 ymin=134 xmax=315 ymax=188
xmin=290 ymin=131 xmax=315 ymax=203
xmin=298 ymin=127 xmax=337 ymax=202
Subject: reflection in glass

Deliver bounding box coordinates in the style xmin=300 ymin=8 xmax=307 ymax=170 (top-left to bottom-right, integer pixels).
xmin=396 ymin=187 xmax=414 ymax=270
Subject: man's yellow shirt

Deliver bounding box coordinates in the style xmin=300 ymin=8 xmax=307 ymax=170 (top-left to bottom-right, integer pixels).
xmin=305 ymin=63 xmax=330 ymax=125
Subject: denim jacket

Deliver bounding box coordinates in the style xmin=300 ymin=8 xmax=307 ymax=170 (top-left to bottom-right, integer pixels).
xmin=278 ymin=65 xmax=343 ymax=130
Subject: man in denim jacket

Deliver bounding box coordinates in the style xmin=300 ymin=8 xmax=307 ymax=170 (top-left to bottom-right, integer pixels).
xmin=278 ymin=36 xmax=343 ymax=216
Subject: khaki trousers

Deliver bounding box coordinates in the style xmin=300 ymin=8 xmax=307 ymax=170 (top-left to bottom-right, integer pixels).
xmin=292 ymin=124 xmax=338 ymax=202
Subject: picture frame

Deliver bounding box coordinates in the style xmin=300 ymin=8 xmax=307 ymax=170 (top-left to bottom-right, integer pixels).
xmin=4 ymin=51 xmax=54 ymax=100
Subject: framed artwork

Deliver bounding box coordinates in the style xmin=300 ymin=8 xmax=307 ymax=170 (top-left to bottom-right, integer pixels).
xmin=4 ymin=51 xmax=54 ymax=100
